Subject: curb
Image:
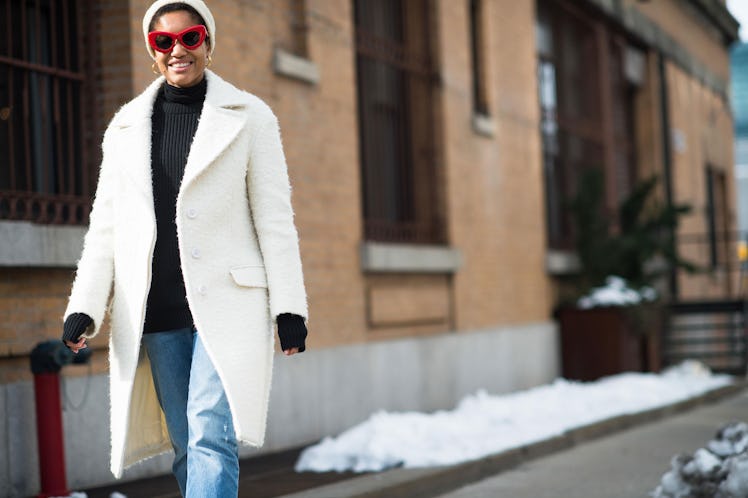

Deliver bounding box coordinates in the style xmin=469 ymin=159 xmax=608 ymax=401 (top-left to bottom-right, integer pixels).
xmin=277 ymin=381 xmax=748 ymax=498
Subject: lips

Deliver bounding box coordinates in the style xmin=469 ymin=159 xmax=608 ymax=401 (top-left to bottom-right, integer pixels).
xmin=169 ymin=61 xmax=193 ymax=70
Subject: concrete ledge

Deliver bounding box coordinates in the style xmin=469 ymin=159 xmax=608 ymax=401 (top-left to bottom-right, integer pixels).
xmin=471 ymin=113 xmax=496 ymax=138
xmin=278 ymin=381 xmax=747 ymax=498
xmin=545 ymin=249 xmax=580 ymax=275
xmin=0 ymin=221 xmax=85 ymax=267
xmin=360 ymin=242 xmax=463 ymax=273
xmin=273 ymin=48 xmax=320 ymax=85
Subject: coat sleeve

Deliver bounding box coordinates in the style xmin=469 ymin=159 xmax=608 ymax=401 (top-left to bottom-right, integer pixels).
xmin=246 ymin=116 xmax=308 ymax=322
xmin=63 ymin=128 xmax=116 ymax=339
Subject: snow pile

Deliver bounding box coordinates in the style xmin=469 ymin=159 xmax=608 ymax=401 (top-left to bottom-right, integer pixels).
xmin=652 ymin=422 xmax=748 ymax=498
xmin=577 ymin=276 xmax=658 ymax=309
xmin=296 ymin=361 xmax=731 ymax=473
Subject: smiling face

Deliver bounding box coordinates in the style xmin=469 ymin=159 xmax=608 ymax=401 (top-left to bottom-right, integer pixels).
xmin=151 ymin=10 xmax=209 ymax=88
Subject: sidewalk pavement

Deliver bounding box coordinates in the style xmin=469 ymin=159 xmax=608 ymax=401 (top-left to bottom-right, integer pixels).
xmin=435 ymin=384 xmax=748 ymax=498
xmin=82 ymin=381 xmax=747 ymax=498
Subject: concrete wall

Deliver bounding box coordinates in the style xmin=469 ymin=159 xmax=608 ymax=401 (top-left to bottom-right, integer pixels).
xmin=3 ymin=322 xmax=558 ymax=496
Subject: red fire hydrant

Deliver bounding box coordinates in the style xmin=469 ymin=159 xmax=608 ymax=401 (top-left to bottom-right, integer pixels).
xmin=30 ymin=341 xmax=92 ymax=498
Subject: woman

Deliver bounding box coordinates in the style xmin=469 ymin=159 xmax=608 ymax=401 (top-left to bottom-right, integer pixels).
xmin=61 ymin=0 xmax=308 ymax=495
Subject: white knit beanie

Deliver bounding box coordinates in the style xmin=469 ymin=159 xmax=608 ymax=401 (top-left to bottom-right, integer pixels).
xmin=143 ymin=0 xmax=216 ymax=57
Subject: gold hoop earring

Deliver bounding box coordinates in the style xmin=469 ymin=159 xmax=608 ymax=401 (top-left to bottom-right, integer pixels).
xmin=151 ymin=62 xmax=160 ymax=75
xmin=207 ymin=55 xmax=212 ymax=67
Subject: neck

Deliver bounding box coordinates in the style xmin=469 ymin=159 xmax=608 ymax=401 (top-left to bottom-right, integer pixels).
xmin=162 ymin=77 xmax=207 ymax=104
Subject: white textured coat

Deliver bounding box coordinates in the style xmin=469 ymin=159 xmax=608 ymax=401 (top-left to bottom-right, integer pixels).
xmin=64 ymin=70 xmax=307 ymax=478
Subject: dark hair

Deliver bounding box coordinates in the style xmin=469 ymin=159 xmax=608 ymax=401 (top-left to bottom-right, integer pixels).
xmin=148 ymin=3 xmax=210 ymax=47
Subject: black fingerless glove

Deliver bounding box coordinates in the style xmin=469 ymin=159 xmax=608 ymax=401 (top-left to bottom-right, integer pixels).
xmin=276 ymin=313 xmax=308 ymax=353
xmin=62 ymin=313 xmax=93 ymax=347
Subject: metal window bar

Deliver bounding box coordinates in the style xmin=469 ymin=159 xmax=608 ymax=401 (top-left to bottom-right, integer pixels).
xmin=469 ymin=0 xmax=488 ymax=115
xmin=0 ymin=0 xmax=92 ymax=225
xmin=354 ymin=0 xmax=442 ymax=244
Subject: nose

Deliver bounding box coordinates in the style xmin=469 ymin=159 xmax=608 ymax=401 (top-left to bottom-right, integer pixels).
xmin=171 ymin=39 xmax=188 ymax=56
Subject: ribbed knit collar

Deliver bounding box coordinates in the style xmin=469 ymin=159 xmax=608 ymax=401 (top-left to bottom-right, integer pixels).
xmin=162 ymin=77 xmax=207 ymax=105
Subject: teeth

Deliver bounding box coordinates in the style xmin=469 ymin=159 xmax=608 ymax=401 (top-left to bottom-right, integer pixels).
xmin=172 ymin=62 xmax=191 ymax=68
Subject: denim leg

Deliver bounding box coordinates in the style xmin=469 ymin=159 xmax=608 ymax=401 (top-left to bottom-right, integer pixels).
xmin=185 ymin=332 xmax=239 ymax=498
xmin=141 ymin=328 xmax=193 ymax=497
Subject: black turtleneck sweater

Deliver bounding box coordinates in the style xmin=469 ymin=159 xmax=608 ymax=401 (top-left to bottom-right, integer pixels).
xmin=143 ymin=79 xmax=207 ymax=333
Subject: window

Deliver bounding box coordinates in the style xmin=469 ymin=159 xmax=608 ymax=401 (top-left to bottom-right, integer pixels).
xmin=536 ymin=0 xmax=639 ymax=250
xmin=705 ymin=166 xmax=729 ymax=269
xmin=0 ymin=0 xmax=96 ymax=225
xmin=275 ymin=0 xmax=309 ymax=58
xmin=469 ymin=0 xmax=489 ymax=116
xmin=354 ymin=0 xmax=442 ymax=244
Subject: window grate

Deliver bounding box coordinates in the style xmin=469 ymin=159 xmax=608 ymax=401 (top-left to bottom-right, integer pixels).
xmin=0 ymin=0 xmax=95 ymax=225
xmin=536 ymin=0 xmax=639 ymax=250
xmin=354 ymin=0 xmax=443 ymax=245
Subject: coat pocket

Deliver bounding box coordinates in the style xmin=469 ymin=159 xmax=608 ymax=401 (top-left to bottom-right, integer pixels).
xmin=229 ymin=265 xmax=268 ymax=288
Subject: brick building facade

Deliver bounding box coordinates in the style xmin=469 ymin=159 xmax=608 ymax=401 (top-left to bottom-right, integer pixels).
xmin=0 ymin=0 xmax=739 ymax=494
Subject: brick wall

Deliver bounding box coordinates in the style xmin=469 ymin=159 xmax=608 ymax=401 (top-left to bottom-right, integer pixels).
xmin=626 ymin=0 xmax=731 ymax=82
xmin=0 ymin=0 xmax=736 ymax=383
xmin=0 ymin=269 xmax=109 ymax=382
xmin=126 ymin=0 xmax=552 ymax=347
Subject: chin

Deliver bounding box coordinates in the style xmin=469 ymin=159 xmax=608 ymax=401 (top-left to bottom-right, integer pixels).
xmin=167 ymin=73 xmax=204 ymax=88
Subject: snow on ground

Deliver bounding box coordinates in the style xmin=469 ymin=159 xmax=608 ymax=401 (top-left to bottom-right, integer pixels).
xmin=652 ymin=422 xmax=748 ymax=497
xmin=295 ymin=361 xmax=733 ymax=473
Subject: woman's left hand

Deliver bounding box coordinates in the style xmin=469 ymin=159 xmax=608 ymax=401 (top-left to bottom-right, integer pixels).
xmin=283 ymin=348 xmax=299 ymax=356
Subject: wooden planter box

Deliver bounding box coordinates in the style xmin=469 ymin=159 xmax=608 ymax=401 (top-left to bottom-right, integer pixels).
xmin=557 ymin=305 xmax=663 ymax=382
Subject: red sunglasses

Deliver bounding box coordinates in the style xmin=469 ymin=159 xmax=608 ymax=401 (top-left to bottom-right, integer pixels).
xmin=148 ymin=25 xmax=207 ymax=53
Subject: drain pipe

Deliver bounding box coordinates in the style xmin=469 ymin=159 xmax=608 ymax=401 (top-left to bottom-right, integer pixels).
xmin=658 ymin=51 xmax=678 ymax=298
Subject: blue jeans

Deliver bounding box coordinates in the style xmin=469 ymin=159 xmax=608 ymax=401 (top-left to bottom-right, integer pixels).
xmin=142 ymin=328 xmax=239 ymax=497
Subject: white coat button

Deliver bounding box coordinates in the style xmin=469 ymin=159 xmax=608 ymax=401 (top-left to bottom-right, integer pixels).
xmin=191 ymin=248 xmax=201 ymax=259
xmin=187 ymin=208 xmax=198 ymax=219
xmin=198 ymin=285 xmax=207 ymax=295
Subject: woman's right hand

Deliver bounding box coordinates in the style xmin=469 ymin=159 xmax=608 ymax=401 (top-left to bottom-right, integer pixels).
xmin=62 ymin=312 xmax=93 ymax=353
xmin=65 ymin=337 xmax=88 ymax=354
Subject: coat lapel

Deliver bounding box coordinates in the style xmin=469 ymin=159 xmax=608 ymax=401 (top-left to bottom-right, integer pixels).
xmin=113 ymin=70 xmax=250 ymax=201
xmin=112 ymin=77 xmax=163 ymax=203
xmin=180 ymin=70 xmax=250 ymax=191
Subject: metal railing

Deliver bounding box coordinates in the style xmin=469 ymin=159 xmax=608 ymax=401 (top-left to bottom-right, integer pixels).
xmin=663 ymin=231 xmax=748 ymax=374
